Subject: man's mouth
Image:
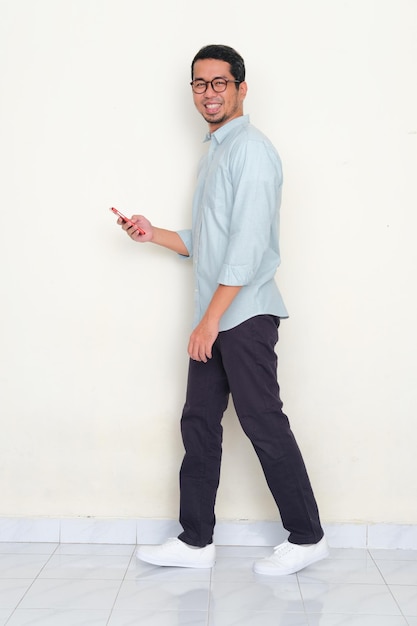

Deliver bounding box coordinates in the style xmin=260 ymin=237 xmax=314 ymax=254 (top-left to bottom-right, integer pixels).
xmin=204 ymin=102 xmax=222 ymax=115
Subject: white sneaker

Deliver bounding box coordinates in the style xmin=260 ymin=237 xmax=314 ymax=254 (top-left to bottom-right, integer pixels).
xmin=136 ymin=537 xmax=216 ymax=568
xmin=254 ymin=537 xmax=329 ymax=576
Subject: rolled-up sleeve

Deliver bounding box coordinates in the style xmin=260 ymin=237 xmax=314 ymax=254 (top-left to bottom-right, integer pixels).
xmin=176 ymin=229 xmax=193 ymax=258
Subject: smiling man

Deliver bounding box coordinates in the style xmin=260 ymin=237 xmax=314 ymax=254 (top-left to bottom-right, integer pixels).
xmin=119 ymin=44 xmax=328 ymax=576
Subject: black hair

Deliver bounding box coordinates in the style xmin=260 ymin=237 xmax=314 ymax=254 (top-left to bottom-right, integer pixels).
xmin=191 ymin=44 xmax=246 ymax=84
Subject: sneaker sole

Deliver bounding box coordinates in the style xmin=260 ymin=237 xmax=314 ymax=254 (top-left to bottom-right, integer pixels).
xmin=137 ymin=551 xmax=215 ymax=569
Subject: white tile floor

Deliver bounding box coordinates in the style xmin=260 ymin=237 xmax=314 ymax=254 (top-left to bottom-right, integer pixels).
xmin=0 ymin=542 xmax=416 ymax=625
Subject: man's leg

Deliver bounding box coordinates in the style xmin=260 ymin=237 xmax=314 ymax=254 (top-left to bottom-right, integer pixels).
xmin=136 ymin=339 xmax=229 ymax=567
xmin=219 ymin=315 xmax=324 ymax=545
xmin=178 ymin=345 xmax=230 ymax=547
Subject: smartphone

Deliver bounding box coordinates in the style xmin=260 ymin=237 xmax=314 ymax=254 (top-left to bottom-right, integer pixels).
xmin=110 ymin=207 xmax=146 ymax=235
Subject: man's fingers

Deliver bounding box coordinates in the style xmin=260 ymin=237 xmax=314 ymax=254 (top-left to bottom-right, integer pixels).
xmin=188 ymin=343 xmax=210 ymax=363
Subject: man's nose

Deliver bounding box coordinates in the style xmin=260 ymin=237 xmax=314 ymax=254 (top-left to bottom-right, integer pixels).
xmin=205 ymin=82 xmax=217 ymax=96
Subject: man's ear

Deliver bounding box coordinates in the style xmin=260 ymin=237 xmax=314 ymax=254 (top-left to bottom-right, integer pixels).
xmin=239 ymin=81 xmax=248 ymax=99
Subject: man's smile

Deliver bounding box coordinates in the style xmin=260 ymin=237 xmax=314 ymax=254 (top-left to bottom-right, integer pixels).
xmin=204 ymin=102 xmax=223 ymax=115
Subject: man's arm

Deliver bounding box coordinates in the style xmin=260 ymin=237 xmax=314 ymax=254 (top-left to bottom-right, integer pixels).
xmin=119 ymin=214 xmax=189 ymax=256
xmin=119 ymin=213 xmax=239 ymax=361
xmin=150 ymin=227 xmax=189 ymax=256
xmin=188 ymin=284 xmax=242 ymax=363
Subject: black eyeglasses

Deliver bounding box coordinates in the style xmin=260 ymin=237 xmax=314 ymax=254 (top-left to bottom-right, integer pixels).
xmin=190 ymin=77 xmax=240 ymax=94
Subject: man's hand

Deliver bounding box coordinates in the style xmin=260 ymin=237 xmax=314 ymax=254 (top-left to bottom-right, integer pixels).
xmin=188 ymin=317 xmax=219 ymax=363
xmin=118 ymin=214 xmax=154 ymax=242
xmin=188 ymin=285 xmax=242 ymax=362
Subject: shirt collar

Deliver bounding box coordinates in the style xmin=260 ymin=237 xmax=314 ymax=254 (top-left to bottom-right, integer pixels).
xmin=203 ymin=114 xmax=250 ymax=144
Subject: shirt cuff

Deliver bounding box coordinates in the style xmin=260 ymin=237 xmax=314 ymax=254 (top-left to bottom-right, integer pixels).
xmin=217 ymin=263 xmax=253 ymax=286
xmin=176 ymin=229 xmax=193 ymax=258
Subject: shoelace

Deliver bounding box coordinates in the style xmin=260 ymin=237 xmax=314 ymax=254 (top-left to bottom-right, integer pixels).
xmin=272 ymin=542 xmax=295 ymax=556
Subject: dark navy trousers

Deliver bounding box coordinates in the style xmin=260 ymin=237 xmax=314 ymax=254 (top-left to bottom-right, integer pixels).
xmin=178 ymin=315 xmax=324 ymax=548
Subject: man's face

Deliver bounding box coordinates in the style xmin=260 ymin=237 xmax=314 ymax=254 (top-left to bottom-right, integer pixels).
xmin=191 ymin=59 xmax=247 ymax=132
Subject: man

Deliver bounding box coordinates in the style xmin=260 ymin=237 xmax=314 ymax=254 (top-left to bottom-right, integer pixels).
xmin=118 ymin=44 xmax=328 ymax=575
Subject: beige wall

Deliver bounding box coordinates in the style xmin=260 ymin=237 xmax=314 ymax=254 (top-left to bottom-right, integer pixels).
xmin=1 ymin=0 xmax=416 ymax=525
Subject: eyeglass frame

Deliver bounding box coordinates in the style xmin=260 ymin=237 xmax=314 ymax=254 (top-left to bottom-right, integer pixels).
xmin=190 ymin=77 xmax=241 ymax=94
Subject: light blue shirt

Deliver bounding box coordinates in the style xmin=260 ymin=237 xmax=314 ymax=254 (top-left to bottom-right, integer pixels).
xmin=178 ymin=114 xmax=288 ymax=331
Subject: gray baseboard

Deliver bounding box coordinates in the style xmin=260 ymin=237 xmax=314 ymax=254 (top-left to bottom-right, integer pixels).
xmin=0 ymin=518 xmax=416 ymax=549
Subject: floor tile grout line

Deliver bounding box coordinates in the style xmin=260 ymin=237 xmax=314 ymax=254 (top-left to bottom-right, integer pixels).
xmin=4 ymin=549 xmax=58 ymax=625
xmin=367 ymin=549 xmax=409 ymax=622
xmin=295 ymin=573 xmax=310 ymax=625
xmin=206 ymin=566 xmax=213 ymax=626
xmin=105 ymin=546 xmax=138 ymax=625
